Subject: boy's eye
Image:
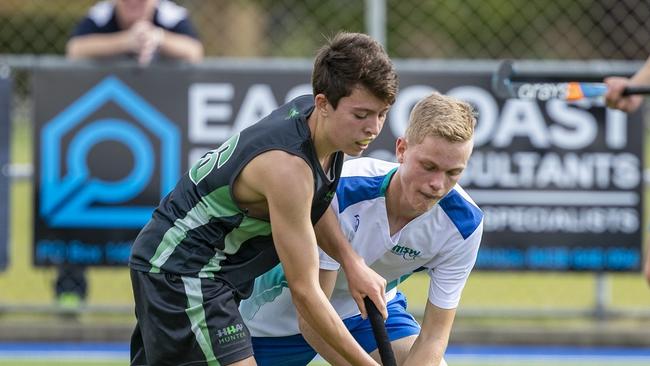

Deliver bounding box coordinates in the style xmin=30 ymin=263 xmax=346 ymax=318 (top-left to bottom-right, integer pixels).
xmin=354 ymin=113 xmax=367 ymax=119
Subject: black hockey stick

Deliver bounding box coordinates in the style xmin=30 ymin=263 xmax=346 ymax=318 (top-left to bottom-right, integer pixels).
xmin=492 ymin=59 xmax=650 ymax=101
xmin=364 ymin=297 xmax=397 ymax=366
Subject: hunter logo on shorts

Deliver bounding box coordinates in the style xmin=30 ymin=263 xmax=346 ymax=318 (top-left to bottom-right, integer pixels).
xmin=391 ymin=244 xmax=421 ymax=261
xmin=216 ymin=323 xmax=246 ymax=344
xmin=38 ymin=76 xmax=180 ymax=229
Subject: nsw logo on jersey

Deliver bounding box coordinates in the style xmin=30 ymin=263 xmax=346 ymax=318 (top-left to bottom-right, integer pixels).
xmin=391 ymin=244 xmax=421 ymax=261
xmin=353 ymin=214 xmax=360 ymax=232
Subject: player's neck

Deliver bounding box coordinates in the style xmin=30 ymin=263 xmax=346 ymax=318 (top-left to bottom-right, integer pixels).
xmin=307 ymin=111 xmax=336 ymax=169
xmin=385 ymin=172 xmax=419 ymax=235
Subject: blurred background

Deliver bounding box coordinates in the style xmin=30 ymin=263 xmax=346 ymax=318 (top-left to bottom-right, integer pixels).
xmin=1 ymin=1 xmax=650 ymax=365
xmin=3 ymin=0 xmax=650 ymax=58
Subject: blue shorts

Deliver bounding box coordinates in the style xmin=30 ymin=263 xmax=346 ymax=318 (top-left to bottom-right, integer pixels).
xmin=251 ymin=292 xmax=420 ymax=366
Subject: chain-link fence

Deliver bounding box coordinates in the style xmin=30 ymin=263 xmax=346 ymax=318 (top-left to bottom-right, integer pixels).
xmin=3 ymin=0 xmax=650 ymax=132
xmin=1 ymin=0 xmax=650 ymax=344
xmin=1 ymin=0 xmax=650 ymax=59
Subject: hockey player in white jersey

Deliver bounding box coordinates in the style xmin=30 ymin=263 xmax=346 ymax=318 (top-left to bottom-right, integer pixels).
xmin=240 ymin=92 xmax=483 ymax=366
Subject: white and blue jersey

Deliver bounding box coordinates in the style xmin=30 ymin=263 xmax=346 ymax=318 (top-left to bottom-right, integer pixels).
xmin=240 ymin=157 xmax=483 ymax=338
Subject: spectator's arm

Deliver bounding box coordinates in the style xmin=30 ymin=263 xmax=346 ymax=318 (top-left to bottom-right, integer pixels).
xmin=157 ymin=29 xmax=204 ymax=63
xmin=66 ymin=31 xmax=134 ymax=60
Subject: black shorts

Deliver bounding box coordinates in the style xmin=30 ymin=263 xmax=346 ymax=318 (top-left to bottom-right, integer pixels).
xmin=130 ymin=269 xmax=253 ymax=366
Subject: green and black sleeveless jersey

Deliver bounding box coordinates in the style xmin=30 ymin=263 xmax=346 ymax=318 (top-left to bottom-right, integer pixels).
xmin=129 ymin=95 xmax=343 ymax=298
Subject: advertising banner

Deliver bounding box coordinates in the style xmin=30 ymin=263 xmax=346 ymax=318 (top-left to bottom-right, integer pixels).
xmin=32 ymin=63 xmax=643 ymax=271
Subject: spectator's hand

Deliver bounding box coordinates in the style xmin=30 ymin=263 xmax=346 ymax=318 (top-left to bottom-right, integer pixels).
xmin=126 ymin=20 xmax=149 ymax=51
xmin=138 ymin=26 xmax=164 ymax=66
xmin=604 ymin=76 xmax=643 ymax=112
xmin=342 ymin=258 xmax=387 ymax=320
xmin=128 ymin=20 xmax=164 ymax=66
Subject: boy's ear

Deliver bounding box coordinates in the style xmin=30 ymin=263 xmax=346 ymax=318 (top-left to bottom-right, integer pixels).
xmin=395 ymin=137 xmax=407 ymax=163
xmin=314 ymin=94 xmax=329 ymax=116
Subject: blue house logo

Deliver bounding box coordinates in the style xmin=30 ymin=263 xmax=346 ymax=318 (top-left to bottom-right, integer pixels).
xmin=40 ymin=76 xmax=180 ymax=228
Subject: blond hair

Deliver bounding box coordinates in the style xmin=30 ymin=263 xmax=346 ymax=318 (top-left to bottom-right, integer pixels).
xmin=405 ymin=92 xmax=476 ymax=144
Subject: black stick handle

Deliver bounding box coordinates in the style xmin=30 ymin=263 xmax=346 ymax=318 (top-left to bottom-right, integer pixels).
xmin=364 ymin=297 xmax=396 ymax=366
xmin=622 ymin=86 xmax=650 ymax=96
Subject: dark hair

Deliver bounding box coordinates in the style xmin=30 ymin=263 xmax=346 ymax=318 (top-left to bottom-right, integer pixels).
xmin=312 ymin=32 xmax=398 ymax=109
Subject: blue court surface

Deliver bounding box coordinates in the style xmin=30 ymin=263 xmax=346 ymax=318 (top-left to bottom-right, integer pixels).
xmin=444 ymin=344 xmax=650 ymax=365
xmin=1 ymin=342 xmax=650 ymax=365
xmin=0 ymin=342 xmax=127 ymax=360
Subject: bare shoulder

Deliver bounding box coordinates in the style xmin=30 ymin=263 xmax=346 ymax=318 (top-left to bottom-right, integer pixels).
xmin=266 ymin=150 xmax=310 ymax=170
xmin=235 ymin=150 xmax=313 ymax=202
xmin=248 ymin=150 xmax=312 ymax=183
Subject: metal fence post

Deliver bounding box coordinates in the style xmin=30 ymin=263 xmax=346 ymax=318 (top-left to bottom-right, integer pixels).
xmin=365 ymin=0 xmax=386 ymax=47
xmin=594 ymin=272 xmax=611 ymax=320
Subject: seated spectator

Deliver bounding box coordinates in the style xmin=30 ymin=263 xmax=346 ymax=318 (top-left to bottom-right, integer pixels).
xmin=56 ymin=0 xmax=204 ymax=308
xmin=66 ymin=0 xmax=203 ymax=66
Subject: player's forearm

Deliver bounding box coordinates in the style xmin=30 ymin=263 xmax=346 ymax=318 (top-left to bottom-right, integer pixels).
xmin=315 ymin=208 xmax=362 ymax=268
xmin=403 ymin=301 xmax=455 ymax=365
xmin=158 ymin=31 xmax=204 ymax=63
xmin=298 ymin=314 xmax=353 ymax=366
xmin=315 ymin=208 xmax=346 ymax=258
xmin=402 ymin=334 xmax=446 ymax=366
xmin=298 ymin=268 xmax=350 ymax=364
xmin=315 ymin=211 xmax=387 ymax=317
xmin=66 ymin=33 xmax=132 ymax=59
xmin=292 ymin=285 xmax=377 ymax=366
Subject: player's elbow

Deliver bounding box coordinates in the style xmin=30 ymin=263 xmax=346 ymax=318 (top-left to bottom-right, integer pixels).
xmin=297 ymin=312 xmax=309 ymax=334
xmin=289 ymin=283 xmax=315 ymax=307
xmin=288 ymin=280 xmax=320 ymax=312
